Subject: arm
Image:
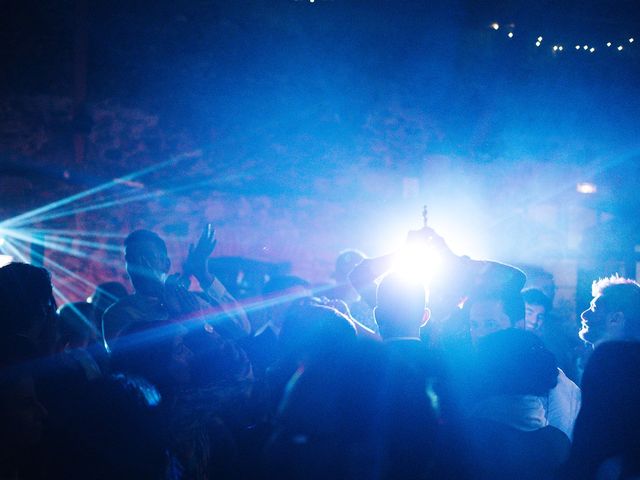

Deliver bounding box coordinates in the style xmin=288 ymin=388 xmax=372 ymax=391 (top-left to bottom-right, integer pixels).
xmin=183 ymin=225 xmax=251 ymax=337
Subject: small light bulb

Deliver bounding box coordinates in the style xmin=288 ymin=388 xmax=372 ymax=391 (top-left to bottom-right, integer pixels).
xmin=630 ymin=38 xmax=635 ymax=43
xmin=507 ymin=32 xmax=514 ymax=38
xmin=558 ymin=46 xmax=563 ymax=51
xmin=575 ymin=45 xmax=580 ymax=50
xmin=618 ymin=45 xmax=624 ymax=51
xmin=590 ymin=47 xmax=595 ymax=52
xmin=583 ymin=45 xmax=588 ymax=50
xmin=537 ymin=36 xmax=543 ymax=42
xmin=553 ymin=45 xmax=558 ymax=51
xmin=491 ymin=23 xmax=500 ymax=30
xmin=535 ymin=41 xmax=541 ymax=47
xmin=607 ymin=42 xmax=612 ymax=47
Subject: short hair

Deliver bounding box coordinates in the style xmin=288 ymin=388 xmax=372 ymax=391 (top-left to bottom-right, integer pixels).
xmin=124 ymin=230 xmax=167 ymax=264
xmin=279 ymin=304 xmax=357 ymax=364
xmin=334 ymin=250 xmax=365 ymax=278
xmin=0 ymin=262 xmax=56 ymax=338
xmin=469 ymin=290 xmax=525 ymax=326
xmin=376 ymin=273 xmax=427 ymax=320
xmin=591 ymin=275 xmax=640 ymax=335
xmin=522 ymin=288 xmax=552 ymax=312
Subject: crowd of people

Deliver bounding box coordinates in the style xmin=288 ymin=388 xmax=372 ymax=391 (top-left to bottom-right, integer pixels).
xmin=1 ymin=222 xmax=640 ymax=480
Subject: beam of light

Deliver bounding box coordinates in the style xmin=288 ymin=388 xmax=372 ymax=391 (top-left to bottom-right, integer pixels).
xmin=5 ymin=238 xmax=102 ymax=304
xmin=25 ymin=233 xmax=123 ymax=254
xmin=21 ymin=228 xmax=128 ymax=239
xmin=392 ymin=243 xmax=442 ymax=284
xmin=10 ymin=173 xmax=241 ymax=228
xmin=0 ymin=254 xmax=12 ymax=267
xmin=6 ymin=237 xmax=102 ymax=292
xmin=3 ymin=229 xmax=98 ymax=260
xmin=0 ymin=150 xmax=201 ymax=230
xmin=55 ymin=294 xmax=100 ymax=337
xmin=1 ymin=237 xmax=29 ymax=262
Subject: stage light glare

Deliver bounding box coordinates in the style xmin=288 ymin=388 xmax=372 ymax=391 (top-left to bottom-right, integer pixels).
xmin=583 ymin=45 xmax=589 ymax=50
xmin=535 ymin=41 xmax=541 ymax=47
xmin=559 ymin=46 xmax=563 ymax=51
xmin=537 ymin=36 xmax=543 ymax=42
xmin=0 ymin=254 xmax=12 ymax=268
xmin=630 ymin=38 xmax=634 ymax=43
xmin=607 ymin=42 xmax=612 ymax=47
xmin=577 ymin=182 xmax=597 ymax=194
xmin=491 ymin=23 xmax=500 ymax=30
xmin=553 ymin=45 xmax=558 ymax=51
xmin=393 ymin=244 xmax=442 ymax=284
xmin=590 ymin=47 xmax=595 ymax=52
xmin=508 ymin=32 xmax=514 ymax=38
xmin=575 ymin=45 xmax=580 ymax=50
xmin=618 ymin=45 xmax=624 ymax=51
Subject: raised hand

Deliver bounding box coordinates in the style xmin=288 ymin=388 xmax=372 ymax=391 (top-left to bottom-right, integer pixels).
xmin=183 ymin=224 xmax=217 ymax=289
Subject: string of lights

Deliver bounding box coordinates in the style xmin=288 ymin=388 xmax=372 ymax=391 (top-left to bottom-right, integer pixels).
xmin=489 ymin=22 xmax=635 ymax=54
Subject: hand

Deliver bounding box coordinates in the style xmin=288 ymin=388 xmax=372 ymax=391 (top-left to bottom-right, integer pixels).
xmin=184 ymin=224 xmax=217 ymax=289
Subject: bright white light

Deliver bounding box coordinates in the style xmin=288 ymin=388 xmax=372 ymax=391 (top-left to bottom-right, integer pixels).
xmin=590 ymin=47 xmax=595 ymax=53
xmin=553 ymin=45 xmax=558 ymax=51
xmin=508 ymin=32 xmax=514 ymax=38
xmin=577 ymin=182 xmax=597 ymax=194
xmin=491 ymin=23 xmax=500 ymax=30
xmin=583 ymin=45 xmax=589 ymax=50
xmin=559 ymin=46 xmax=564 ymax=51
xmin=393 ymin=244 xmax=442 ymax=284
xmin=535 ymin=41 xmax=541 ymax=47
xmin=0 ymin=237 xmax=4 ymax=247
xmin=0 ymin=254 xmax=12 ymax=268
xmin=607 ymin=42 xmax=612 ymax=47
xmin=618 ymin=45 xmax=624 ymax=51
xmin=537 ymin=36 xmax=543 ymax=42
xmin=630 ymin=38 xmax=635 ymax=43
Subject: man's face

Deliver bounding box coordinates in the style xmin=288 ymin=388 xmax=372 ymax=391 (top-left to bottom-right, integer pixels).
xmin=469 ymin=299 xmax=511 ymax=343
xmin=524 ymin=303 xmax=546 ymax=332
xmin=580 ymin=295 xmax=609 ymax=344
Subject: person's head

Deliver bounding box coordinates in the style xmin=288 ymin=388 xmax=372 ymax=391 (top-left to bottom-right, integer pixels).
xmin=56 ymin=302 xmax=99 ymax=350
xmin=521 ymin=288 xmax=552 ymax=333
xmin=374 ymin=273 xmax=429 ymax=339
xmin=468 ymin=290 xmax=525 ymax=343
xmin=88 ymin=281 xmax=128 ymax=320
xmin=124 ymin=230 xmax=170 ymax=295
xmin=0 ymin=262 xmax=58 ymax=354
xmin=580 ymin=275 xmax=640 ymax=345
xmin=333 ymin=250 xmax=365 ymax=282
xmin=475 ymin=328 xmax=558 ymax=398
xmin=279 ymin=303 xmax=357 ymax=367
